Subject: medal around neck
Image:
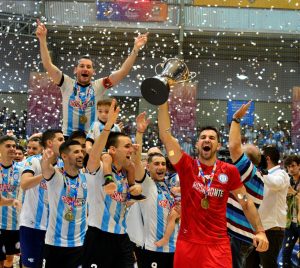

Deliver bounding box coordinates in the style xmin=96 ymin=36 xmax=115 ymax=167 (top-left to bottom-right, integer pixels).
xmin=64 ymin=209 xmax=75 ymax=222
xmin=201 ymin=197 xmax=209 ymax=209
xmin=79 ymin=115 xmax=88 ymax=124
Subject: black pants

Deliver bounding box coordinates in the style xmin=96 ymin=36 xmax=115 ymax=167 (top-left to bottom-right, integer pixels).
xmin=43 ymin=244 xmax=83 ymax=268
xmin=135 ymin=246 xmax=174 ymax=268
xmin=259 ymin=229 xmax=285 ymax=268
xmin=82 ymin=226 xmax=135 ymax=268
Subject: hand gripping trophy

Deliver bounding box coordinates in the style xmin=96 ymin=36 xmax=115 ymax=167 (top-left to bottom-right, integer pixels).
xmin=141 ymin=58 xmax=196 ymax=105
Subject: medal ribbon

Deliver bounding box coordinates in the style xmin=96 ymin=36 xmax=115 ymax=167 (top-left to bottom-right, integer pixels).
xmin=156 ymin=181 xmax=175 ymax=209
xmin=197 ymin=159 xmax=217 ymax=199
xmin=112 ymin=165 xmax=129 ymax=202
xmin=73 ymin=81 xmax=94 ymax=111
xmin=61 ymin=169 xmax=80 ymax=212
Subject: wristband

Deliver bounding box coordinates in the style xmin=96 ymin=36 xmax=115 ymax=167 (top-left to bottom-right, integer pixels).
xmin=232 ymin=118 xmax=241 ymax=124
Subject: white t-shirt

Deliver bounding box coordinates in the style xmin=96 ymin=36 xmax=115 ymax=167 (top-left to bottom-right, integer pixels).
xmin=258 ymin=165 xmax=290 ymax=230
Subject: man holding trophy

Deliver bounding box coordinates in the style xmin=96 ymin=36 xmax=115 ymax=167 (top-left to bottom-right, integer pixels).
xmin=145 ymin=59 xmax=269 ymax=267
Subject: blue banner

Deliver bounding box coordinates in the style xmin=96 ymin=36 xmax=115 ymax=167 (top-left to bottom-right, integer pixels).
xmin=227 ymin=100 xmax=255 ymax=126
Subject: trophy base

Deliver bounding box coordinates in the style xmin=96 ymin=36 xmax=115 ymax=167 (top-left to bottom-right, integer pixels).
xmin=141 ymin=77 xmax=170 ymax=105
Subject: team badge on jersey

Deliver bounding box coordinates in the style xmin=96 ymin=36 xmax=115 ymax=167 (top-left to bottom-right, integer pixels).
xmin=218 ymin=173 xmax=228 ymax=184
xmin=25 ymin=161 xmax=32 ymax=167
xmin=81 ymin=182 xmax=87 ymax=189
xmin=13 ymin=174 xmax=19 ymax=180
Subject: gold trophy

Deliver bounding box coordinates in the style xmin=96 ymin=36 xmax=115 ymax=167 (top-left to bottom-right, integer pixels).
xmin=141 ymin=58 xmax=196 ymax=105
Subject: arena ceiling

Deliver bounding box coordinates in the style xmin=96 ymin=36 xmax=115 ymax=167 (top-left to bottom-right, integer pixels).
xmin=0 ymin=11 xmax=299 ymax=63
xmin=46 ymin=25 xmax=300 ymax=62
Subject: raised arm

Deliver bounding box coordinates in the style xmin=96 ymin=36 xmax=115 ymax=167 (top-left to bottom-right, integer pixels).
xmin=36 ymin=19 xmax=62 ymax=84
xmin=158 ymin=102 xmax=182 ymax=165
xmin=232 ymin=186 xmax=269 ymax=252
xmin=41 ymin=148 xmax=56 ymax=180
xmin=134 ymin=112 xmax=151 ymax=181
xmin=87 ymin=99 xmax=120 ymax=173
xmin=229 ymin=101 xmax=251 ymax=162
xmin=109 ymin=33 xmax=148 ymax=86
xmin=21 ymin=173 xmax=44 ymax=190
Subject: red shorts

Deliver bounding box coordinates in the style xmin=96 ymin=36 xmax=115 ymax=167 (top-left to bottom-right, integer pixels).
xmin=174 ymin=239 xmax=232 ymax=268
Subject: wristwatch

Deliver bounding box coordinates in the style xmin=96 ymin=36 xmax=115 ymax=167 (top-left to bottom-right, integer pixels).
xmin=232 ymin=118 xmax=241 ymax=123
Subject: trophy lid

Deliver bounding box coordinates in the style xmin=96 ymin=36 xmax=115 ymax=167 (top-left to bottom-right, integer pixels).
xmin=141 ymin=77 xmax=170 ymax=105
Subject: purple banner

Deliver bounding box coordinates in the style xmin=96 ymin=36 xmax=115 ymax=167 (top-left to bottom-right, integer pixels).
xmin=97 ymin=1 xmax=168 ymax=22
xmin=27 ymin=72 xmax=62 ymax=136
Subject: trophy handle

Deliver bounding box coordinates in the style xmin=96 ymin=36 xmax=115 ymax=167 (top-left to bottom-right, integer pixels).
xmin=176 ymin=71 xmax=197 ymax=84
xmin=155 ymin=62 xmax=164 ymax=75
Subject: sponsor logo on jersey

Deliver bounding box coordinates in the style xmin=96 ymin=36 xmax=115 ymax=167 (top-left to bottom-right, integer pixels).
xmin=0 ymin=184 xmax=17 ymax=193
xmin=192 ymin=181 xmax=224 ymax=197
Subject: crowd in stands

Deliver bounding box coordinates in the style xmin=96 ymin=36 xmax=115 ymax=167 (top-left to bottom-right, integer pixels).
xmin=0 ymin=106 xmax=298 ymax=158
xmin=0 ymin=107 xmax=27 ymax=139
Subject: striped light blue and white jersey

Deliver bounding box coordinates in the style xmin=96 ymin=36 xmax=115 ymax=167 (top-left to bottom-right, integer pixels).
xmin=86 ymin=163 xmax=129 ymax=234
xmin=45 ymin=169 xmax=88 ymax=247
xmin=86 ymin=120 xmax=121 ymax=143
xmin=20 ymin=154 xmax=49 ymax=230
xmin=59 ymin=74 xmax=109 ymax=136
xmin=139 ymin=174 xmax=179 ymax=253
xmin=226 ymin=153 xmax=264 ymax=244
xmin=0 ymin=162 xmax=22 ymax=230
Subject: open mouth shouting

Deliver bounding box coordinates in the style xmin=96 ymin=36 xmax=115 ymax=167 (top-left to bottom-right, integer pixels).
xmin=156 ymin=170 xmax=165 ymax=178
xmin=202 ymin=145 xmax=211 ymax=152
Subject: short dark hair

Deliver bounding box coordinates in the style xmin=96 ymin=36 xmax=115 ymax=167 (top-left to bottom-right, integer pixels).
xmin=263 ymin=146 xmax=280 ymax=165
xmin=59 ymin=140 xmax=81 ymax=156
xmin=16 ymin=145 xmax=25 ymax=153
xmin=0 ymin=135 xmax=16 ymax=145
xmin=68 ymin=130 xmax=86 ymax=141
xmin=97 ymin=99 xmax=114 ymax=108
xmin=147 ymin=152 xmax=165 ymax=163
xmin=41 ymin=129 xmax=63 ymax=148
xmin=284 ymin=155 xmax=300 ymax=167
xmin=198 ymin=126 xmax=220 ymax=142
xmin=77 ymin=55 xmax=93 ymax=66
xmin=105 ymin=132 xmax=129 ymax=150
xmin=28 ymin=137 xmax=42 ymax=145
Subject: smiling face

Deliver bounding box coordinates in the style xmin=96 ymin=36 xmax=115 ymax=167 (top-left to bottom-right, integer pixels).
xmin=14 ymin=149 xmax=24 ymax=162
xmin=147 ymin=155 xmax=167 ymax=181
xmin=0 ymin=140 xmax=16 ymax=161
xmin=62 ymin=144 xmax=84 ymax=170
xmin=109 ymin=136 xmax=134 ymax=167
xmin=74 ymin=58 xmax=94 ymax=85
xmin=27 ymin=140 xmax=43 ymax=156
xmin=196 ymin=129 xmax=221 ymax=162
